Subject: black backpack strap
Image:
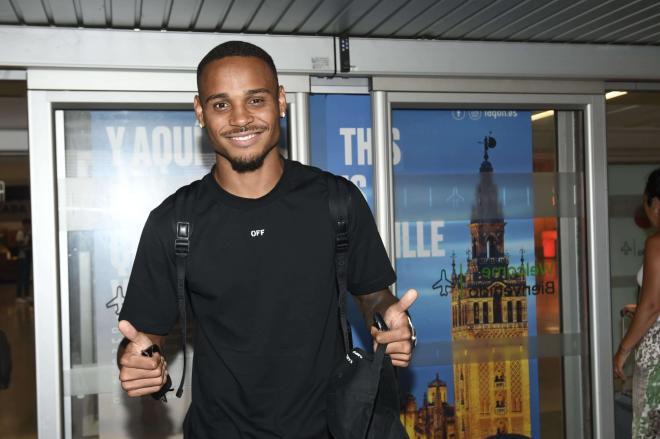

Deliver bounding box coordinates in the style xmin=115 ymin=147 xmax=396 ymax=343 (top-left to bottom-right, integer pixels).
xmin=172 ymin=181 xmax=200 ymax=398
xmin=326 ymin=173 xmax=353 ymax=355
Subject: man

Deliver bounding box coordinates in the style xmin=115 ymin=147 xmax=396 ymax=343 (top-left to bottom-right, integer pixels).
xmin=118 ymin=41 xmax=417 ymax=438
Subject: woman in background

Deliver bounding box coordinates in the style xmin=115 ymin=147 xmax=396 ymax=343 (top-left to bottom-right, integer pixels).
xmin=614 ymin=167 xmax=660 ymax=438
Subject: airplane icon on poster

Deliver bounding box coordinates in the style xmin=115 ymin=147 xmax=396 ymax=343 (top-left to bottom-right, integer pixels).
xmin=106 ymin=285 xmax=125 ymax=316
xmin=446 ymin=186 xmax=465 ymax=208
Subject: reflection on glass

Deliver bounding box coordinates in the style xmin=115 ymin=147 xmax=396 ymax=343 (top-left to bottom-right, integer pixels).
xmin=393 ymin=109 xmax=574 ymax=439
xmin=60 ymin=110 xmax=212 ymax=438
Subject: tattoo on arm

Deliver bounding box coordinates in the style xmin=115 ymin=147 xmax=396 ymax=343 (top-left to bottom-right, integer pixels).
xmin=353 ymin=288 xmax=397 ymax=329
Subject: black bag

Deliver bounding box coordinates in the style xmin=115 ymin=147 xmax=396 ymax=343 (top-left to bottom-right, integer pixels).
xmin=0 ymin=329 xmax=12 ymax=390
xmin=325 ymin=174 xmax=408 ymax=439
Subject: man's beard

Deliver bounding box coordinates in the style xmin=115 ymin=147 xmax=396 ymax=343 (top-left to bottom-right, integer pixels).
xmin=214 ymin=140 xmax=279 ymax=173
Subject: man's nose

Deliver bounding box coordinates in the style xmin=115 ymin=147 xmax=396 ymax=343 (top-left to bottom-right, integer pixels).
xmin=229 ymin=104 xmax=254 ymax=127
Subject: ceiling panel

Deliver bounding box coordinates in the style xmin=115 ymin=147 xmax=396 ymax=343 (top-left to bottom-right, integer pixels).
xmin=460 ymin=0 xmax=540 ymax=39
xmin=423 ymin=0 xmax=499 ymax=39
xmin=552 ymin=0 xmax=656 ymax=42
xmin=531 ymin=0 xmax=615 ymax=40
xmin=345 ymin=0 xmax=402 ymax=36
xmin=573 ymin=2 xmax=660 ymax=42
xmin=615 ymin=21 xmax=660 ymax=43
xmin=594 ymin=10 xmax=660 ymax=43
xmin=17 ymin=0 xmax=49 ymax=24
xmin=79 ymin=0 xmax=108 ymax=27
xmin=167 ymin=0 xmax=201 ymax=30
xmin=190 ymin=0 xmax=229 ymax=31
xmin=440 ymin=0 xmax=516 ymax=39
xmin=0 ymin=0 xmax=659 ymax=45
xmin=638 ymin=28 xmax=660 ymax=43
xmin=268 ymin=0 xmax=322 ymax=33
xmin=360 ymin=0 xmax=433 ymax=37
xmin=47 ymin=0 xmax=79 ymax=26
xmin=296 ymin=0 xmax=355 ymax=34
xmin=0 ymin=0 xmax=18 ymax=23
xmin=508 ymin=1 xmax=595 ymax=41
xmin=486 ymin=0 xmax=569 ymax=40
xmin=246 ymin=0 xmax=294 ymax=33
xmin=318 ymin=0 xmax=380 ymax=34
xmin=140 ymin=0 xmax=169 ymax=29
xmin=112 ymin=0 xmax=138 ymax=28
xmin=220 ymin=0 xmax=262 ymax=32
xmin=392 ymin=0 xmax=462 ymax=37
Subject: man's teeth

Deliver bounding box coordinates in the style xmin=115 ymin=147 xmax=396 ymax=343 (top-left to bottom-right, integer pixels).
xmin=234 ymin=133 xmax=257 ymax=141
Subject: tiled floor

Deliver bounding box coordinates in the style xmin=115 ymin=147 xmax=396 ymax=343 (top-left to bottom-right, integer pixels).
xmin=0 ymin=282 xmax=37 ymax=439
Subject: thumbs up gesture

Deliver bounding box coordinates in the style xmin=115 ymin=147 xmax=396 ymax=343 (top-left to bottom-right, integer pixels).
xmin=118 ymin=320 xmax=168 ymax=397
xmin=370 ymin=288 xmax=418 ymax=368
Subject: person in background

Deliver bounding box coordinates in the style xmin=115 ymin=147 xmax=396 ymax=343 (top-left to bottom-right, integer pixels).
xmin=614 ymin=167 xmax=660 ymax=438
xmin=15 ymin=218 xmax=31 ymax=303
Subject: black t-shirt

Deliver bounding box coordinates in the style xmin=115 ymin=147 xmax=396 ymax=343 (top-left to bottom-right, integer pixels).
xmin=119 ymin=159 xmax=396 ymax=439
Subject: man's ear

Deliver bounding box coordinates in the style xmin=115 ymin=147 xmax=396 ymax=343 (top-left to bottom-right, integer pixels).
xmin=193 ymin=95 xmax=205 ymax=127
xmin=278 ymin=85 xmax=287 ymax=118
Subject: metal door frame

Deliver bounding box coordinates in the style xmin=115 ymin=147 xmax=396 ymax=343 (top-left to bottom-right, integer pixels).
xmin=369 ymin=91 xmax=611 ymax=439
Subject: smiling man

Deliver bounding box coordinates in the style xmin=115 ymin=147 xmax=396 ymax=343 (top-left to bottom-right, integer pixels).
xmin=116 ymin=41 xmax=417 ymax=439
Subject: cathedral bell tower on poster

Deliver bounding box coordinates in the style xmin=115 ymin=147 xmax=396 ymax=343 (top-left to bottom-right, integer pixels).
xmin=450 ymin=135 xmax=532 ymax=438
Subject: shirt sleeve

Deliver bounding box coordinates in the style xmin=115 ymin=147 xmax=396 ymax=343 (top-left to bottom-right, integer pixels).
xmin=346 ymin=182 xmax=397 ymax=295
xmin=118 ymin=210 xmax=179 ymax=335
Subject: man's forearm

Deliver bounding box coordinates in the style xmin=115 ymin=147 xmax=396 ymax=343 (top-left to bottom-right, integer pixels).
xmin=353 ymin=288 xmax=398 ymax=329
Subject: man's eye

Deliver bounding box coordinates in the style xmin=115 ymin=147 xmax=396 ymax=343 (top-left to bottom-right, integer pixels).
xmin=212 ymin=102 xmax=228 ymax=110
xmin=249 ymin=97 xmax=264 ymax=105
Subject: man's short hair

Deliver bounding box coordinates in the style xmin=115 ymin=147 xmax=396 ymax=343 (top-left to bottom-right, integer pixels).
xmin=196 ymin=41 xmax=279 ymax=92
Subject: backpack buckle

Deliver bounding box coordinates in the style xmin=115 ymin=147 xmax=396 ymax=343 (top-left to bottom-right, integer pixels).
xmin=175 ymin=222 xmax=190 ymax=256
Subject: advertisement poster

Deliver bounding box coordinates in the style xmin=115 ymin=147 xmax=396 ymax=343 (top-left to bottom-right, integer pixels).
xmin=310 ymin=95 xmax=543 ymax=438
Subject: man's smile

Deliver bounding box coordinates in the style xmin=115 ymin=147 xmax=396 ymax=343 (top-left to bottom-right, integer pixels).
xmin=222 ymin=127 xmax=266 ymax=147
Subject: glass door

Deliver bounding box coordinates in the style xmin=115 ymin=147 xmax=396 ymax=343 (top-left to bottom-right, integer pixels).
xmin=50 ymin=93 xmax=295 ymax=439
xmin=372 ymin=92 xmax=610 ymax=439
xmin=57 ymin=108 xmax=211 ymax=439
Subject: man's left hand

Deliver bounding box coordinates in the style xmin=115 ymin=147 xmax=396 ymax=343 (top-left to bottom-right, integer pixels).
xmin=370 ymin=288 xmax=418 ymax=367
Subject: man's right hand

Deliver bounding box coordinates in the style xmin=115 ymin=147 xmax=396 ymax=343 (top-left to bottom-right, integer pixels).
xmin=118 ymin=320 xmax=168 ymax=397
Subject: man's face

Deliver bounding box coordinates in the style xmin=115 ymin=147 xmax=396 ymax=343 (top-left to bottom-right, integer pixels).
xmin=194 ymin=56 xmax=286 ymax=173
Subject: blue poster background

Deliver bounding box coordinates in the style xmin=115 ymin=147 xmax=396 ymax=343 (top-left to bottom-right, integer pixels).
xmin=310 ymin=94 xmax=376 ymax=207
xmin=310 ymin=96 xmax=541 ymax=438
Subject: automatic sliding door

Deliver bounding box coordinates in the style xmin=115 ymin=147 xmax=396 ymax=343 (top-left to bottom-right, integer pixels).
xmin=385 ymin=102 xmax=591 ymax=439
xmin=56 ymin=106 xmax=292 ymax=438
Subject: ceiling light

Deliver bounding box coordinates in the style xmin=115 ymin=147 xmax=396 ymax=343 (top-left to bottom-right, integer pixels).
xmin=531 ymin=110 xmax=554 ymax=121
xmin=606 ymin=91 xmax=628 ymax=100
